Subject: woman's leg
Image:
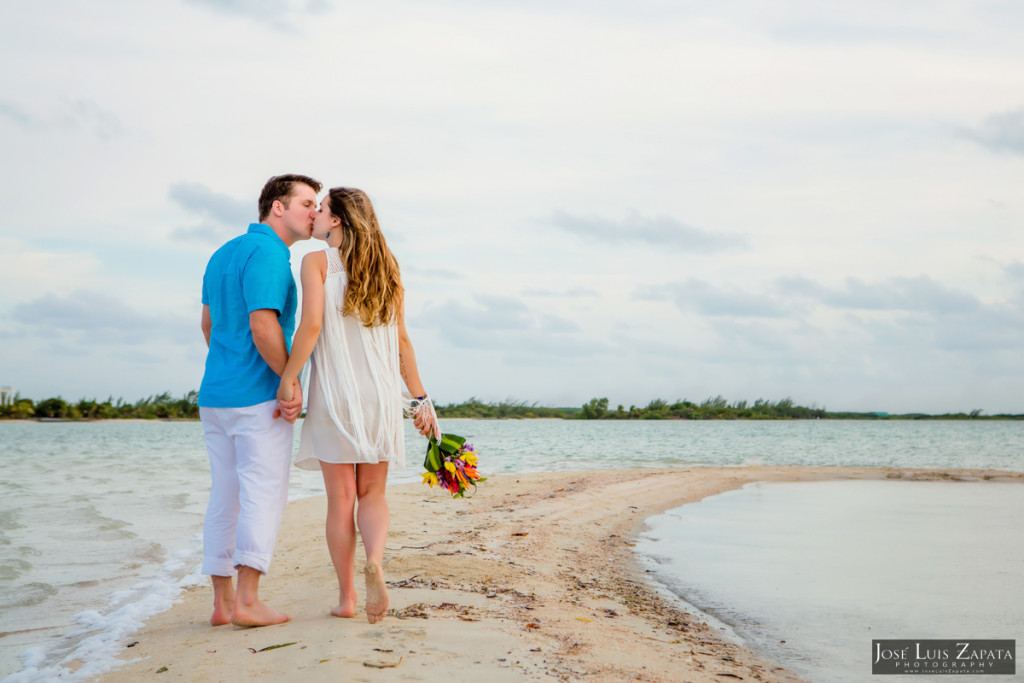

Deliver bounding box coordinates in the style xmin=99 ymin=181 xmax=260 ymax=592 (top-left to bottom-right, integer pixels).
xmin=355 ymin=461 xmax=390 ymax=623
xmin=320 ymin=462 xmax=358 ymax=617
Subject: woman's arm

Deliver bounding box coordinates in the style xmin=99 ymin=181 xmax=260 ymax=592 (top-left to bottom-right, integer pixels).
xmin=397 ymin=295 xmax=440 ymax=438
xmin=277 ymin=251 xmax=327 ymax=402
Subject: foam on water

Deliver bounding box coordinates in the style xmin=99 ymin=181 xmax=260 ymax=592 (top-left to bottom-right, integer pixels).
xmin=638 ymin=480 xmax=1024 ymax=682
xmin=4 ymin=538 xmax=205 ymax=682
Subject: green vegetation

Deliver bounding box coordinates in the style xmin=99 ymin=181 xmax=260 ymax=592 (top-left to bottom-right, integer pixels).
xmin=438 ymin=396 xmax=1022 ymax=420
xmin=1 ymin=391 xmax=1020 ymax=421
xmin=434 ymin=397 xmax=574 ymax=419
xmin=576 ymin=396 xmax=828 ymax=420
xmin=0 ymin=391 xmax=199 ymax=420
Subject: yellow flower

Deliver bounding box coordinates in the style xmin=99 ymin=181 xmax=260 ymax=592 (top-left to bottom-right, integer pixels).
xmin=444 ymin=461 xmax=457 ymax=473
xmin=421 ymin=471 xmax=438 ymax=487
xmin=462 ymin=452 xmax=479 ymax=466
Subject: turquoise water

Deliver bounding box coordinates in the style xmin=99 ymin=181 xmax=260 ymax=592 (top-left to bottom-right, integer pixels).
xmin=0 ymin=419 xmax=1022 ymax=680
xmin=638 ymin=480 xmax=1024 ymax=682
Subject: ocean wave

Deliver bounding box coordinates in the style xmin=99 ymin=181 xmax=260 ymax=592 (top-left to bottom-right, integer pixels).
xmin=0 ymin=508 xmax=24 ymax=531
xmin=0 ymin=558 xmax=31 ymax=582
xmin=3 ymin=541 xmax=202 ymax=683
xmin=161 ymin=492 xmax=189 ymax=511
xmin=121 ymin=542 xmax=166 ymax=571
xmin=0 ymin=582 xmax=58 ymax=610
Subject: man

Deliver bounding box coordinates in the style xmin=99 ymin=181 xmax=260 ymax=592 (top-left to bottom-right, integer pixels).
xmin=198 ymin=173 xmax=321 ymax=627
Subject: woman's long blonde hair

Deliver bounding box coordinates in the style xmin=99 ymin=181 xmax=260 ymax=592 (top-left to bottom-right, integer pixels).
xmin=327 ymin=187 xmax=403 ymax=327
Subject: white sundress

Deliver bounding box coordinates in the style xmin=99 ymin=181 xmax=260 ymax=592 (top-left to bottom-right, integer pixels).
xmin=295 ymin=248 xmax=406 ymax=470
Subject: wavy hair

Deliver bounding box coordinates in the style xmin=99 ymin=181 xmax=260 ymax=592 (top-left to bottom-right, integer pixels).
xmin=327 ymin=187 xmax=403 ymax=327
xmin=258 ymin=174 xmax=322 ymax=222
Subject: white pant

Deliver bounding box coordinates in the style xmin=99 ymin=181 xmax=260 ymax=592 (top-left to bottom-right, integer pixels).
xmin=200 ymin=400 xmax=293 ymax=576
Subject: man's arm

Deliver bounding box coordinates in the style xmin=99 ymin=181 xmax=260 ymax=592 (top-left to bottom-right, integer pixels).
xmin=249 ymin=309 xmax=289 ymax=375
xmin=249 ymin=309 xmax=303 ymax=422
xmin=201 ymin=305 xmax=212 ymax=347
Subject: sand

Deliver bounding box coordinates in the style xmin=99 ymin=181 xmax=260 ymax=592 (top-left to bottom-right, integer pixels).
xmin=99 ymin=466 xmax=1023 ymax=682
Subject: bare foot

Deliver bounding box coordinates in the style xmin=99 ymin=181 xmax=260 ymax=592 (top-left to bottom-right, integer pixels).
xmin=210 ymin=600 xmax=233 ymax=626
xmin=331 ymin=602 xmax=357 ymax=618
xmin=210 ymin=579 xmax=234 ymax=626
xmin=331 ymin=588 xmax=358 ymax=618
xmin=231 ymin=599 xmax=291 ymax=627
xmin=364 ymin=564 xmax=389 ymax=624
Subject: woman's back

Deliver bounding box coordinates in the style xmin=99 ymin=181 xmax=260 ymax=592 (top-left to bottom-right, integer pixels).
xmin=295 ymin=248 xmax=405 ymax=470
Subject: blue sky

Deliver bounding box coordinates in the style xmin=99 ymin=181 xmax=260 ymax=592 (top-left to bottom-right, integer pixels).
xmin=1 ymin=0 xmax=1023 ymax=413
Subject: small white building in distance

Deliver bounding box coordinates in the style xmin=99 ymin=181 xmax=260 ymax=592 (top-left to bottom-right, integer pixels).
xmin=1 ymin=387 xmax=14 ymax=406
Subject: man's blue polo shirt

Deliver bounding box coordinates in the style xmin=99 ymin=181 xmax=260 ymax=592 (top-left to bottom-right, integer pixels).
xmin=199 ymin=223 xmax=297 ymax=408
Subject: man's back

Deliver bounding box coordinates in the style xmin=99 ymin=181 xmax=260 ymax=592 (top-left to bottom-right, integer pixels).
xmin=199 ymin=223 xmax=297 ymax=408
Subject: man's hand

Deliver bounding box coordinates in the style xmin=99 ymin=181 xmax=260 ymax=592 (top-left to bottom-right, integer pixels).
xmin=273 ymin=377 xmax=303 ymax=423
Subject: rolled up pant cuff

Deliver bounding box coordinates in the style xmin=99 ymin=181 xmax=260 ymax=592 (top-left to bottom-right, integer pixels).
xmin=234 ymin=551 xmax=271 ymax=575
xmin=202 ymin=557 xmax=237 ymax=577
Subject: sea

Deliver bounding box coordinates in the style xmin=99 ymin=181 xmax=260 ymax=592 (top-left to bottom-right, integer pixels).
xmin=1 ymin=418 xmax=1022 ymax=681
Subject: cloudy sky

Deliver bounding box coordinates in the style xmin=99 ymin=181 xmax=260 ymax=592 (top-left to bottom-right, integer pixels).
xmin=2 ymin=0 xmax=1023 ymax=414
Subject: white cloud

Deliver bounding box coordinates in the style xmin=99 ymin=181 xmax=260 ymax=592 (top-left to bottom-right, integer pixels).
xmin=12 ymin=290 xmax=194 ymax=346
xmin=550 ymin=210 xmax=747 ymax=253
xmin=1 ymin=0 xmax=1024 ymax=412
xmin=958 ymin=107 xmax=1024 ymax=156
xmin=169 ymin=181 xmax=254 ymax=243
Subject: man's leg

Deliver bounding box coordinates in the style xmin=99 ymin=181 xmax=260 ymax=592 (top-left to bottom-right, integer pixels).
xmin=230 ymin=400 xmax=293 ymax=626
xmin=200 ymin=407 xmax=240 ymax=626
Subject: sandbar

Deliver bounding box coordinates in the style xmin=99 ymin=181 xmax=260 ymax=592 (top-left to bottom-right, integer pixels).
xmin=99 ymin=466 xmax=1023 ymax=682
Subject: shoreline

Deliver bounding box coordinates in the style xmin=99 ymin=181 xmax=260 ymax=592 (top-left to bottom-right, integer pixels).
xmin=5 ymin=416 xmax=1024 ymax=424
xmin=96 ymin=466 xmax=1024 ymax=682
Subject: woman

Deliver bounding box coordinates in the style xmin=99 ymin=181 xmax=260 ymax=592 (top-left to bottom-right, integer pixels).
xmin=277 ymin=187 xmax=439 ymax=623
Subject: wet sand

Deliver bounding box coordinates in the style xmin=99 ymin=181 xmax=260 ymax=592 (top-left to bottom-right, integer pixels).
xmin=98 ymin=466 xmax=1023 ymax=682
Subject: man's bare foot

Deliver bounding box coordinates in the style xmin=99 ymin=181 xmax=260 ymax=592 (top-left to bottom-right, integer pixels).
xmin=364 ymin=564 xmax=389 ymax=624
xmin=210 ymin=600 xmax=233 ymax=626
xmin=231 ymin=599 xmax=291 ymax=627
xmin=210 ymin=577 xmax=235 ymax=626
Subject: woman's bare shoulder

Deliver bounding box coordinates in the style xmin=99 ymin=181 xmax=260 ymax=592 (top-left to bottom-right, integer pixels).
xmin=302 ymin=250 xmax=328 ymax=265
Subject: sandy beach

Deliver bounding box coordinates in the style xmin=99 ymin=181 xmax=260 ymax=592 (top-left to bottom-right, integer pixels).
xmin=97 ymin=466 xmax=1023 ymax=682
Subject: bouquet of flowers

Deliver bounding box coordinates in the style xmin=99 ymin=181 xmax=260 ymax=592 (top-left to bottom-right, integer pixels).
xmin=421 ymin=433 xmax=484 ymax=498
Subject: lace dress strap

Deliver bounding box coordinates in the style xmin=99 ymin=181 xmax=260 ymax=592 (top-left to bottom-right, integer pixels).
xmin=325 ymin=247 xmax=344 ymax=275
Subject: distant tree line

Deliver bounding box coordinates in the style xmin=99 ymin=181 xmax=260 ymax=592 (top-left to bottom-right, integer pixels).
xmin=0 ymin=392 xmax=199 ymax=420
xmin=434 ymin=397 xmax=573 ymax=419
xmin=574 ymin=397 xmax=1021 ymax=421
xmin=576 ymin=396 xmax=828 ymax=420
xmin=1 ymin=391 xmax=1019 ymax=421
xmin=435 ymin=396 xmax=1021 ymax=420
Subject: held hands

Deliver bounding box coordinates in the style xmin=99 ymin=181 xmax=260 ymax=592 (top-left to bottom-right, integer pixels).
xmin=274 ymin=377 xmax=303 ymax=423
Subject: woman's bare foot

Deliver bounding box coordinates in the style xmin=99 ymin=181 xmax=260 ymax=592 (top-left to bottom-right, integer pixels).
xmin=331 ymin=588 xmax=358 ymax=618
xmin=231 ymin=599 xmax=291 ymax=627
xmin=363 ymin=564 xmax=389 ymax=624
xmin=330 ymin=602 xmax=357 ymax=618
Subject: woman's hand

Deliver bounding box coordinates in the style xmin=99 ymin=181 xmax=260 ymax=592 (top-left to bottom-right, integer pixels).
xmin=413 ymin=396 xmax=441 ymax=440
xmin=274 ymin=377 xmax=303 ymax=423
xmin=277 ymin=376 xmax=295 ymax=402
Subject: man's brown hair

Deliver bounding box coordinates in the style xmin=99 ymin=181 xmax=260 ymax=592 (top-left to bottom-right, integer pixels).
xmin=257 ymin=174 xmax=322 ymax=222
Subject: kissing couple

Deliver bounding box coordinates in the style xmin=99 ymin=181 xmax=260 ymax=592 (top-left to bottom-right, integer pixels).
xmin=197 ymin=174 xmax=440 ymax=626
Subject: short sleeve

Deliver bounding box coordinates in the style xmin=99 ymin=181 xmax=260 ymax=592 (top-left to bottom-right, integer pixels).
xmin=201 ymin=269 xmax=210 ymax=306
xmin=241 ymin=249 xmax=291 ymax=315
